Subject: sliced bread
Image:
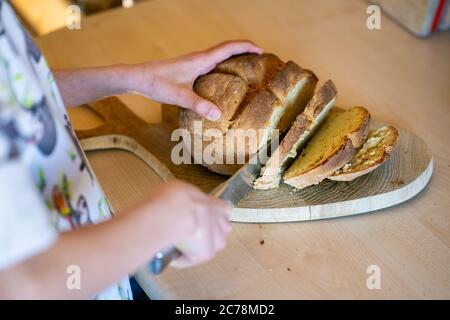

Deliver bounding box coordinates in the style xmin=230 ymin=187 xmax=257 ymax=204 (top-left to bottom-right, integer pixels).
xmin=254 ymin=80 xmax=337 ymax=190
xmin=329 ymin=126 xmax=398 ymax=181
xmin=283 ymin=106 xmax=370 ymax=189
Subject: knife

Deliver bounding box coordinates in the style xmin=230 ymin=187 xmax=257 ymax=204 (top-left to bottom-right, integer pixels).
xmin=148 ymin=139 xmax=274 ymax=275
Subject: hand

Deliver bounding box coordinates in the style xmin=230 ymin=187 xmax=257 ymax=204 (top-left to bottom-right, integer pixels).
xmin=148 ymin=180 xmax=232 ymax=268
xmin=129 ymin=40 xmax=263 ymax=121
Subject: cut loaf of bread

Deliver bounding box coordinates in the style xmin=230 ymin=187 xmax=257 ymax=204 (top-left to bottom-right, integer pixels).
xmin=254 ymin=80 xmax=337 ymax=190
xmin=179 ymin=53 xmax=318 ymax=175
xmin=329 ymin=126 xmax=398 ymax=181
xmin=283 ymin=106 xmax=370 ymax=189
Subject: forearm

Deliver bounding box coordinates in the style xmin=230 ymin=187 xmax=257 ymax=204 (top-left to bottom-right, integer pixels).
xmin=53 ymin=41 xmax=262 ymax=119
xmin=0 ymin=200 xmax=192 ymax=299
xmin=52 ymin=64 xmax=136 ymax=107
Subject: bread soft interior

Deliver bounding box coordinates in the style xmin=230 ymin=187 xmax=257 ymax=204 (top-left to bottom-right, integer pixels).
xmin=284 ymin=107 xmax=369 ymax=179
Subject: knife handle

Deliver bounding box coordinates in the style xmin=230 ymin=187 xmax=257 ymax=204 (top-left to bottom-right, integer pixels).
xmin=148 ymin=246 xmax=182 ymax=275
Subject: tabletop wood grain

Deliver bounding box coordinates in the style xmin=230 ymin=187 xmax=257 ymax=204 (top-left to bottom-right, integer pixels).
xmin=37 ymin=0 xmax=450 ymax=299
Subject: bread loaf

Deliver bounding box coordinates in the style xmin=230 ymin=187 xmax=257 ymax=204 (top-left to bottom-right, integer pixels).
xmin=179 ymin=53 xmax=318 ymax=175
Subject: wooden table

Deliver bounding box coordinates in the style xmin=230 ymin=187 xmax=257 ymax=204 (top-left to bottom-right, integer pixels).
xmin=37 ymin=0 xmax=450 ymax=299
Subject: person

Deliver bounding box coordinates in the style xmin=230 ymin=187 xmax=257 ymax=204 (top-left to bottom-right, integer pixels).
xmin=0 ymin=0 xmax=263 ymax=299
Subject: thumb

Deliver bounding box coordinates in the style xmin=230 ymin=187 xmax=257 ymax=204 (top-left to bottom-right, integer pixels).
xmin=176 ymin=88 xmax=222 ymax=121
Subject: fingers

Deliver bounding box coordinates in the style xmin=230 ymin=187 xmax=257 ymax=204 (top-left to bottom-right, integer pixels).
xmin=170 ymin=198 xmax=232 ymax=269
xmin=169 ymin=255 xmax=193 ymax=269
xmin=170 ymin=217 xmax=230 ymax=269
xmin=218 ymin=214 xmax=232 ymax=235
xmin=140 ymin=40 xmax=262 ymax=121
xmin=199 ymin=40 xmax=264 ymax=73
xmin=208 ymin=40 xmax=264 ymax=61
xmin=214 ymin=217 xmax=230 ymax=253
xmin=192 ymin=192 xmax=231 ymax=211
xmin=156 ymin=180 xmax=232 ymax=269
xmin=172 ymin=86 xmax=222 ymax=121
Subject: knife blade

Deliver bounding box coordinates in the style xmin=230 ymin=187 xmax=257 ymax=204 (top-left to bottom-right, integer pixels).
xmin=148 ymin=138 xmax=274 ymax=275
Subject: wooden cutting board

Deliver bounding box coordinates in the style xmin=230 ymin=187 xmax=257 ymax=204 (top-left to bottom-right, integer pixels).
xmin=76 ymin=97 xmax=432 ymax=223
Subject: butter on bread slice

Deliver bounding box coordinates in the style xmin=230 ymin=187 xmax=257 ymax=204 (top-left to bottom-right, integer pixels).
xmin=329 ymin=126 xmax=398 ymax=181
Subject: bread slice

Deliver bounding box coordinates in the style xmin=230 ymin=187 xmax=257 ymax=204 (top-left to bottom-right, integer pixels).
xmin=179 ymin=53 xmax=318 ymax=175
xmin=254 ymin=80 xmax=337 ymax=190
xmin=268 ymin=62 xmax=318 ymax=133
xmin=329 ymin=126 xmax=398 ymax=181
xmin=283 ymin=106 xmax=370 ymax=189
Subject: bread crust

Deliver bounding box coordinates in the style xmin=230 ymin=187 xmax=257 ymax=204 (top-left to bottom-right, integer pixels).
xmin=269 ymin=63 xmax=318 ymax=132
xmin=346 ymin=106 xmax=371 ymax=148
xmin=268 ymin=62 xmax=318 ymax=103
xmin=214 ymin=53 xmax=284 ymax=86
xmin=231 ymin=90 xmax=282 ymax=131
xmin=180 ymin=73 xmax=248 ymax=136
xmin=284 ymin=138 xmax=355 ymax=189
xmin=327 ymin=158 xmax=385 ymax=181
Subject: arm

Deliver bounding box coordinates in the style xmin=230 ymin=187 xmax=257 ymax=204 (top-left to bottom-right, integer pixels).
xmin=0 ymin=181 xmax=231 ymax=299
xmin=53 ymin=40 xmax=263 ymax=120
xmin=52 ymin=64 xmax=132 ymax=108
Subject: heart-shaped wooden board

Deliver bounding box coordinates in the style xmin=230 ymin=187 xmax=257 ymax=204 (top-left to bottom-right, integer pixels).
xmin=76 ymin=97 xmax=432 ymax=223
